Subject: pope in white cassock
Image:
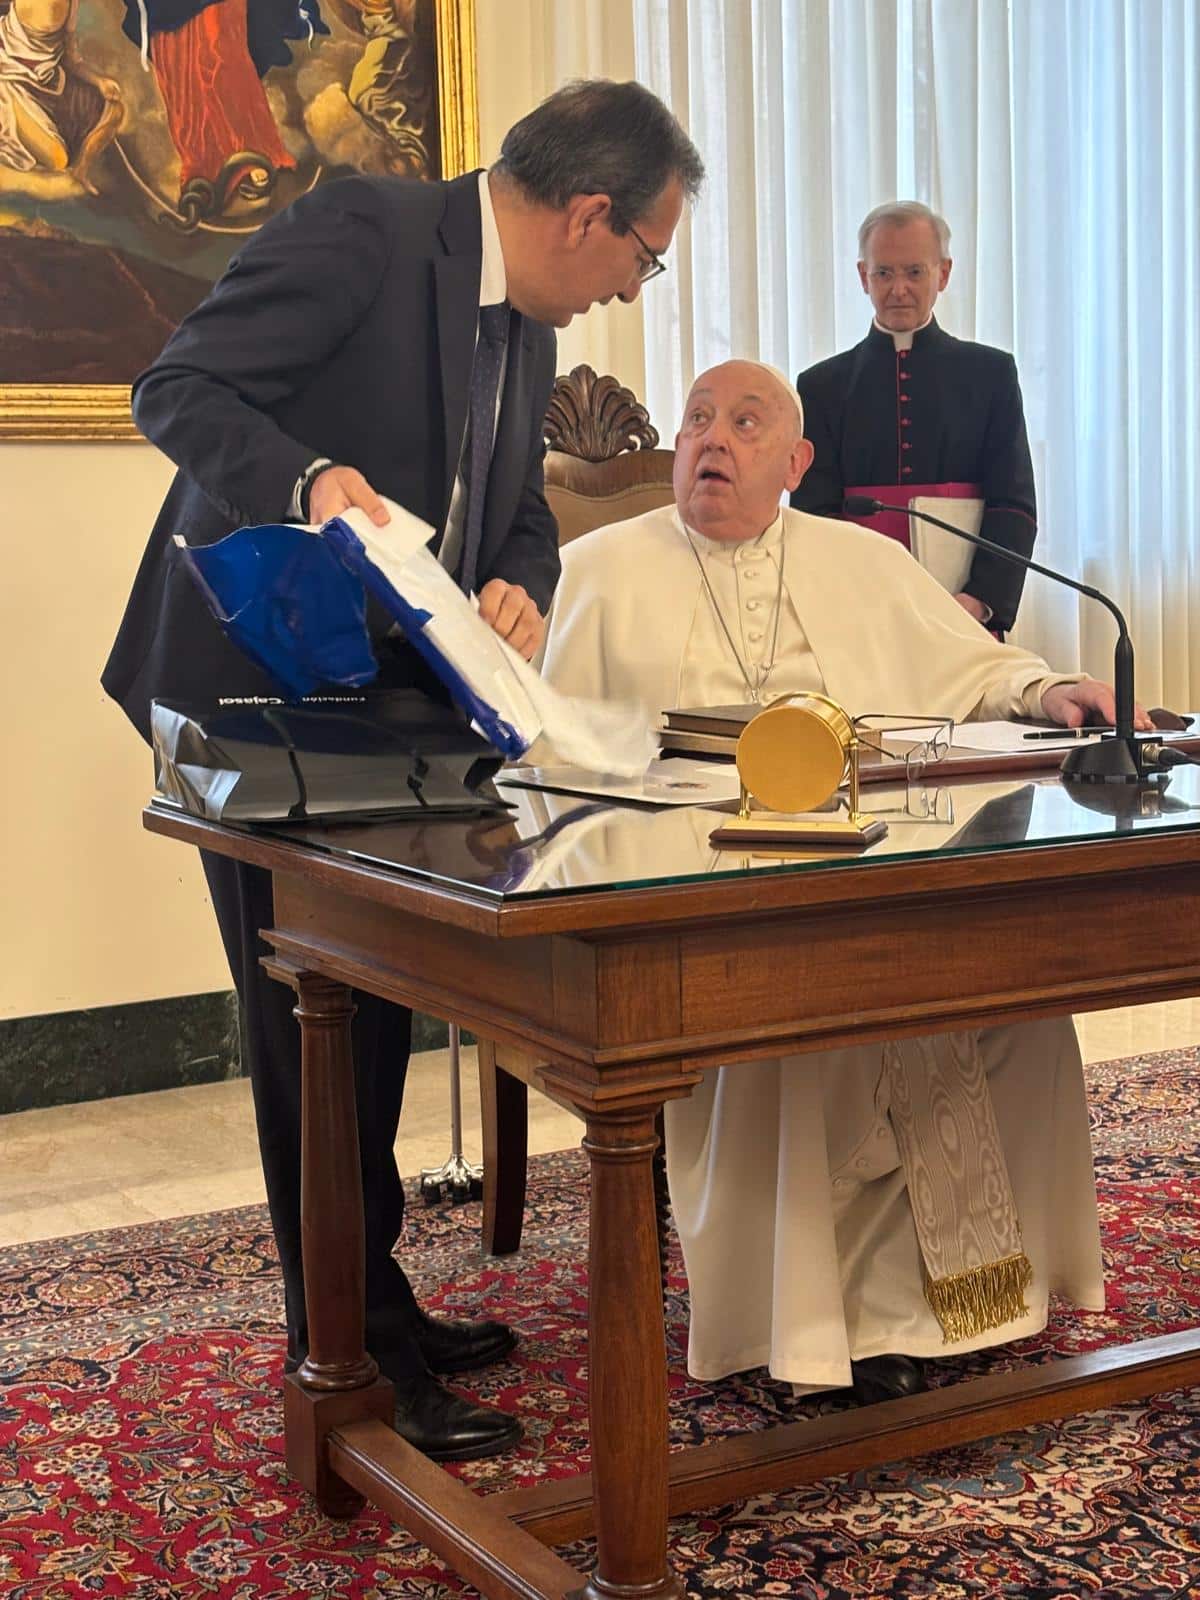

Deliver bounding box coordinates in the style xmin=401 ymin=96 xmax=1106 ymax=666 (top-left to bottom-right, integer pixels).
xmin=539 ymin=359 xmax=1154 ymax=1403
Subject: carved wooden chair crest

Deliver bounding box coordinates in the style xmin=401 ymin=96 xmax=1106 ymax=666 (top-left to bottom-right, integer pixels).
xmin=544 ymin=364 xmax=661 ymax=457
xmin=541 ymin=364 xmax=677 ymax=545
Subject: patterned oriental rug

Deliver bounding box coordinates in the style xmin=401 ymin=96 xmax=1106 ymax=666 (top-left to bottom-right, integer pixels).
xmin=3 ymin=1049 xmax=1200 ymax=1600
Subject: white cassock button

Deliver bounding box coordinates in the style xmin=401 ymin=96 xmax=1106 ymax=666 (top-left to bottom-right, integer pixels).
xmin=855 ymin=1157 xmax=868 ymax=1170
xmin=747 ymin=629 xmax=763 ymax=642
xmin=833 ymin=1177 xmax=850 ymax=1189
xmin=746 ymin=599 xmax=762 ymax=611
xmin=744 ymin=568 xmax=759 ymax=579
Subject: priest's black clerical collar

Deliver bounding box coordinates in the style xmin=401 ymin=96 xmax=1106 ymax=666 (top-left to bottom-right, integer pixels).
xmin=866 ymin=315 xmax=944 ymax=353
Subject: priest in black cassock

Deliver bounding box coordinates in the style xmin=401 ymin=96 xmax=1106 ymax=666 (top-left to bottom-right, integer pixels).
xmin=790 ymin=201 xmax=1037 ymax=634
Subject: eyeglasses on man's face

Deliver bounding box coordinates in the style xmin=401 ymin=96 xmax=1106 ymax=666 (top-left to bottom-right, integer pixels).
xmin=866 ymin=264 xmax=937 ymax=285
xmin=626 ymin=220 xmax=668 ymax=284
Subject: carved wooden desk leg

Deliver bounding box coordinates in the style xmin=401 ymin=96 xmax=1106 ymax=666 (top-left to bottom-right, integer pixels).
xmin=280 ymin=970 xmax=394 ymax=1518
xmin=581 ymin=1108 xmax=682 ymax=1600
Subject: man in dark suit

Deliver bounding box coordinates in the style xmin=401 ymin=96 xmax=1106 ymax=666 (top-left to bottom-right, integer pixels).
xmin=103 ymin=79 xmax=703 ymax=1460
xmin=791 ymin=201 xmax=1037 ymax=634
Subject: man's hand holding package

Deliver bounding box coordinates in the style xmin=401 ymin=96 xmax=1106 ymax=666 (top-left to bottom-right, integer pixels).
xmin=309 ymin=465 xmax=391 ymax=528
xmin=478 ymin=578 xmax=545 ymax=661
xmin=310 ymin=470 xmax=544 ymax=660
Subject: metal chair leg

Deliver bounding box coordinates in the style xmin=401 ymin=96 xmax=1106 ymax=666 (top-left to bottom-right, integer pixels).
xmin=419 ymin=1024 xmax=484 ymax=1204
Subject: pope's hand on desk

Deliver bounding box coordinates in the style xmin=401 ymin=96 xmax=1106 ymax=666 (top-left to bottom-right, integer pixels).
xmin=308 ymin=465 xmax=391 ymax=527
xmin=1041 ymin=677 xmax=1153 ymax=731
xmin=477 ymin=578 xmax=545 ymax=660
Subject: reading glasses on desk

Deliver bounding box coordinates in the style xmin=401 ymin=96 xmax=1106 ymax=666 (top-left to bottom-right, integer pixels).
xmin=853 ymin=712 xmax=955 ymax=785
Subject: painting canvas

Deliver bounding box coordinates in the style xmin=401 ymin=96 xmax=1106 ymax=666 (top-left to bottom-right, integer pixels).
xmin=0 ymin=0 xmax=477 ymax=436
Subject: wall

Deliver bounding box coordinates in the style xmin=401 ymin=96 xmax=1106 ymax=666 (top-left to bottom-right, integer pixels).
xmin=0 ymin=0 xmax=643 ymax=1026
xmin=0 ymin=444 xmax=230 ymax=1020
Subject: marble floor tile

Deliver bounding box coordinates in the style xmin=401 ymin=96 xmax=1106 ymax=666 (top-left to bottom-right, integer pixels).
xmin=0 ymin=1046 xmax=581 ymax=1247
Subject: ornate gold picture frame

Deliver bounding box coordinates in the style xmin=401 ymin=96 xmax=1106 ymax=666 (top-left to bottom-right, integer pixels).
xmin=0 ymin=0 xmax=478 ymax=440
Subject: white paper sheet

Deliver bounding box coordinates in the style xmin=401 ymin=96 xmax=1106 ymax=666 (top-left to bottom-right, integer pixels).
xmin=878 ymin=720 xmax=1106 ymax=754
xmin=883 ymin=718 xmax=1198 ymax=757
xmin=949 ymin=720 xmax=1104 ymax=753
xmin=496 ymin=756 xmax=743 ymax=808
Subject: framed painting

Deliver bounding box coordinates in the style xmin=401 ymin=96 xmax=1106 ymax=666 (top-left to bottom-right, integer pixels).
xmin=0 ymin=0 xmax=478 ymax=439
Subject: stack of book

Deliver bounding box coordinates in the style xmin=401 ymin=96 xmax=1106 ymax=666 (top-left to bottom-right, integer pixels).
xmin=658 ymin=704 xmax=901 ymax=775
xmin=657 ymin=704 xmax=757 ymax=758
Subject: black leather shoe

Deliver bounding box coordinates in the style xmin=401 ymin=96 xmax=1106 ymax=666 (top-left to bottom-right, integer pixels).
xmin=392 ymin=1371 xmax=522 ymax=1461
xmin=284 ymin=1310 xmax=517 ymax=1379
xmin=411 ymin=1305 xmax=517 ymax=1375
xmin=850 ymin=1353 xmax=928 ymax=1406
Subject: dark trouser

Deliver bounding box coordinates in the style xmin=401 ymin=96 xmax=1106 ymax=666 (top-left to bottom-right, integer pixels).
xmin=201 ymin=849 xmax=425 ymax=1376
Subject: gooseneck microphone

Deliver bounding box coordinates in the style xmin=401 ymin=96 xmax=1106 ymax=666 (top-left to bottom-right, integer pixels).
xmin=842 ymin=495 xmax=1148 ymax=784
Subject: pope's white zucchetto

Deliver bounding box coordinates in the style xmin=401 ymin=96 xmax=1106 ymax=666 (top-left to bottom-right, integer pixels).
xmin=690 ymin=360 xmax=805 ymax=433
xmin=745 ymin=361 xmax=805 ymax=432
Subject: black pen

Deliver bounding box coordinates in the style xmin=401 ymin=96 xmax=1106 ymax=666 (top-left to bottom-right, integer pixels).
xmin=1022 ymin=726 xmax=1111 ymax=740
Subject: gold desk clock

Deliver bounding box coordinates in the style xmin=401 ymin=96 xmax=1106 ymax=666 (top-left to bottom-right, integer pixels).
xmin=710 ymin=692 xmax=888 ymax=849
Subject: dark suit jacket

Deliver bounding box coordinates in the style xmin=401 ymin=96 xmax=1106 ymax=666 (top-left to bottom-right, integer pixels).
xmin=791 ymin=319 xmax=1037 ymax=631
xmin=103 ymin=171 xmax=560 ymax=739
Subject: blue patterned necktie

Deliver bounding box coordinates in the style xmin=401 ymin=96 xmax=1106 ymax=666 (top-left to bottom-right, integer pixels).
xmin=458 ymin=300 xmax=511 ymax=595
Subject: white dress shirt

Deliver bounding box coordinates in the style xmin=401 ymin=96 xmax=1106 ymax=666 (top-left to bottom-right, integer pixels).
xmin=436 ymin=169 xmax=509 ymax=578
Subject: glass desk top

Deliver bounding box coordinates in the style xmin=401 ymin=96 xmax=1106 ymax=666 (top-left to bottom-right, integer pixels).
xmin=206 ymin=767 xmax=1200 ymax=904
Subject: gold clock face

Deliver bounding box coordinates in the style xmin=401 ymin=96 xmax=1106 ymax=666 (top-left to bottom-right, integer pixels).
xmin=736 ymin=701 xmax=851 ymax=813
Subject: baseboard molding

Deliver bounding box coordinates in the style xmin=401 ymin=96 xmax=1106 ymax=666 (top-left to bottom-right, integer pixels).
xmin=411 ymin=1013 xmax=467 ymax=1054
xmin=0 ymin=992 xmax=243 ymax=1116
xmin=0 ymin=996 xmax=464 ymax=1114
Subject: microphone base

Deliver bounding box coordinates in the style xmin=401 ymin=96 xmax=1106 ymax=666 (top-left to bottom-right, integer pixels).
xmin=1060 ymin=735 xmax=1166 ymax=785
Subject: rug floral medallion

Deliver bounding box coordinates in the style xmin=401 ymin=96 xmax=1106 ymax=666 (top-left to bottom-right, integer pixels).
xmin=3 ymin=1049 xmax=1200 ymax=1598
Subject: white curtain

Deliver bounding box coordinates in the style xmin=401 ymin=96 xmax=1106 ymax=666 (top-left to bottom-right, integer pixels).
xmin=633 ymin=0 xmax=1200 ymax=703
xmin=477 ymin=0 xmax=646 ymax=391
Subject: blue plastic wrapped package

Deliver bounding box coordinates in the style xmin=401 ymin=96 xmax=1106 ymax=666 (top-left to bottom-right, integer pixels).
xmin=174 ymin=523 xmax=376 ymax=701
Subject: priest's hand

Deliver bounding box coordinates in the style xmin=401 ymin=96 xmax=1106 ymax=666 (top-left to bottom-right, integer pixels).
xmin=309 ymin=465 xmax=390 ymax=527
xmin=1041 ymin=677 xmax=1154 ymax=731
xmin=478 ymin=579 xmax=545 ymax=661
xmin=953 ymin=592 xmax=992 ymax=625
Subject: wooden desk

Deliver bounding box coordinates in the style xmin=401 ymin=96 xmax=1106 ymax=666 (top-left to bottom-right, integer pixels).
xmin=144 ymin=772 xmax=1200 ymax=1600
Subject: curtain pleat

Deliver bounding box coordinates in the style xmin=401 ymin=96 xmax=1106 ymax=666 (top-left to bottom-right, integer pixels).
xmin=633 ymin=0 xmax=1200 ymax=702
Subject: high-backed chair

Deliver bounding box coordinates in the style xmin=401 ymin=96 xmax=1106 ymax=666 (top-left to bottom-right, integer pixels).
xmin=477 ymin=366 xmax=676 ymax=1265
